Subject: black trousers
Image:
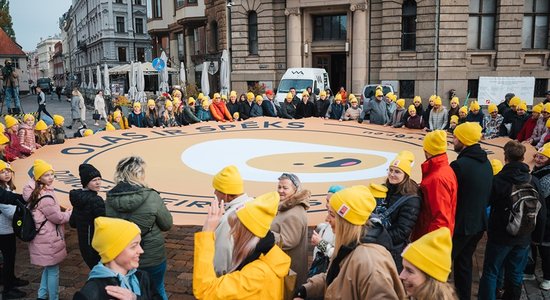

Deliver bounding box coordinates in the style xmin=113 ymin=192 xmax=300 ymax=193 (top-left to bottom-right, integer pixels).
xmin=525 ymin=244 xmax=550 ymax=280
xmin=452 ymin=231 xmax=484 ymax=300
xmin=0 ymin=233 xmax=16 ymax=290
xmin=37 ymin=104 xmax=53 ymax=120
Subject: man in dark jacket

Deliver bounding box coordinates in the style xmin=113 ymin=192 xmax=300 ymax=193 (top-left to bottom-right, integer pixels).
xmin=499 ymin=96 xmax=520 ymax=136
xmin=295 ymin=91 xmax=317 ymax=119
xmin=478 ymin=140 xmax=546 ymax=300
xmin=315 ymin=90 xmax=330 ymax=118
xmin=450 ymin=122 xmax=493 ymax=300
xmin=238 ymin=92 xmax=256 ymax=120
xmin=498 ymin=93 xmax=514 ymax=116
xmin=261 ymin=90 xmax=279 ymax=117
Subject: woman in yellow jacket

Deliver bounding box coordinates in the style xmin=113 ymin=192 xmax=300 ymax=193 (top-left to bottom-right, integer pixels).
xmin=193 ymin=191 xmax=291 ymax=300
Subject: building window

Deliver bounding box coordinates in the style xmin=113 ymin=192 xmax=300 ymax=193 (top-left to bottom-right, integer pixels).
xmin=135 ymin=18 xmax=143 ymax=34
xmin=135 ymin=0 xmax=142 ymax=4
xmin=399 ymin=80 xmax=415 ymax=98
xmin=136 ymin=48 xmax=145 ymax=62
xmin=468 ymin=79 xmax=479 ymax=98
xmin=118 ymin=47 xmax=127 ymax=62
xmin=402 ymin=0 xmax=417 ymax=51
xmin=116 ymin=17 xmax=125 ymax=33
xmin=151 ymin=0 xmax=161 ymax=18
xmin=175 ymin=0 xmax=185 ymax=8
xmin=211 ymin=21 xmax=219 ymax=53
xmin=10 ymin=58 xmax=19 ymax=69
xmin=468 ymin=0 xmax=496 ymax=50
xmin=535 ymin=78 xmax=549 ymax=97
xmin=194 ymin=28 xmax=201 ymax=54
xmin=115 ymin=0 xmax=123 ymax=3
xmin=188 ymin=0 xmax=197 ymax=4
xmin=248 ymin=11 xmax=258 ymax=55
xmin=313 ymin=15 xmax=347 ymax=41
xmin=523 ymin=0 xmax=549 ymax=49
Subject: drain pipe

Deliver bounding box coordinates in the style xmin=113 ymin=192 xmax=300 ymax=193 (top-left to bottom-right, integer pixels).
xmin=434 ymin=0 xmax=440 ymax=94
xmin=367 ymin=1 xmax=371 ymax=84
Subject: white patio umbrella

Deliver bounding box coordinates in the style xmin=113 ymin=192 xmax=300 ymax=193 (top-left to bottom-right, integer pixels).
xmin=220 ymin=49 xmax=230 ymax=97
xmin=128 ymin=61 xmax=137 ymax=101
xmin=159 ymin=51 xmax=169 ymax=93
xmin=136 ymin=62 xmax=146 ymax=103
xmin=88 ymin=68 xmax=94 ymax=89
xmin=201 ymin=62 xmax=210 ymax=97
xmin=95 ymin=65 xmax=102 ymax=90
xmin=103 ymin=64 xmax=111 ymax=96
xmin=80 ymin=70 xmax=86 ymax=89
xmin=179 ymin=61 xmax=186 ymax=86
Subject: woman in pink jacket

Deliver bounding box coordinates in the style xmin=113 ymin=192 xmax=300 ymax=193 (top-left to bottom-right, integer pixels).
xmin=23 ymin=159 xmax=71 ymax=300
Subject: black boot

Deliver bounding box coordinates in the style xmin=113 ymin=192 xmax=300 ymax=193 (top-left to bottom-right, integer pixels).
xmin=502 ymin=283 xmax=522 ymax=300
xmin=2 ymin=287 xmax=26 ymax=299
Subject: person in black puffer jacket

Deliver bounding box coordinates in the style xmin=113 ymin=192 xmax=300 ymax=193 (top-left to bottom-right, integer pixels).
xmin=74 ymin=217 xmax=161 ymax=300
xmin=69 ymin=164 xmax=105 ymax=269
xmin=376 ymin=151 xmax=421 ymax=272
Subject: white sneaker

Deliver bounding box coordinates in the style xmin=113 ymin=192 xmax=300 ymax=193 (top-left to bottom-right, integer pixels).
xmin=524 ymin=273 xmax=536 ymax=280
xmin=540 ymin=279 xmax=550 ymax=290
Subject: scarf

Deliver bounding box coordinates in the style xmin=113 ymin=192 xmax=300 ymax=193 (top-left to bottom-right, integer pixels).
xmin=88 ymin=263 xmax=141 ymax=296
xmin=235 ymin=231 xmax=275 ymax=271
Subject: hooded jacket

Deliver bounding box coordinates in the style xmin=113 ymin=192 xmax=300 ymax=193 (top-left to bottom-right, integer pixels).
xmin=210 ymin=101 xmax=233 ymax=122
xmin=411 ymin=153 xmax=458 ymax=241
xmin=270 ymin=189 xmax=310 ymax=288
xmin=488 ymin=161 xmax=546 ymax=246
xmin=69 ymin=189 xmax=106 ymax=269
xmin=450 ymin=143 xmax=493 ymax=236
xmin=74 ymin=265 xmax=160 ymax=300
xmin=17 ymin=123 xmax=40 ymax=152
xmin=193 ymin=231 xmax=290 ymax=300
xmin=325 ymin=102 xmax=344 ymax=120
xmin=303 ymin=243 xmax=406 ymax=299
xmin=532 ymin=165 xmax=550 ymax=243
xmin=22 ymin=180 xmax=71 ymax=267
xmin=364 ymin=99 xmax=389 ymax=125
xmin=295 ymin=100 xmax=317 ymax=119
xmin=105 ymin=182 xmax=173 ymax=268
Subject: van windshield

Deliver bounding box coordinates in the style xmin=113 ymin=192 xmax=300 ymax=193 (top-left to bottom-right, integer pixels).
xmin=278 ymin=79 xmax=313 ymax=93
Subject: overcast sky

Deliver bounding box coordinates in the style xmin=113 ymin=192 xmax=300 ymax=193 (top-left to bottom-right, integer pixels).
xmin=11 ymin=0 xmax=71 ymax=51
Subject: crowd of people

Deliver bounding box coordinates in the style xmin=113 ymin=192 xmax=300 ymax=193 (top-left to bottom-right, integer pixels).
xmin=0 ymin=85 xmax=549 ymax=300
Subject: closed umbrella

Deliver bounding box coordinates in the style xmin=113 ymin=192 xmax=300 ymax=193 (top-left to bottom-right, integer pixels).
xmin=96 ymin=65 xmax=102 ymax=90
xmin=80 ymin=70 xmax=86 ymax=89
xmin=136 ymin=62 xmax=146 ymax=103
xmin=220 ymin=49 xmax=230 ymax=97
xmin=88 ymin=68 xmax=94 ymax=89
xmin=201 ymin=62 xmax=210 ymax=97
xmin=159 ymin=51 xmax=169 ymax=93
xmin=103 ymin=64 xmax=111 ymax=96
xmin=128 ymin=61 xmax=137 ymax=101
xmin=179 ymin=61 xmax=186 ymax=86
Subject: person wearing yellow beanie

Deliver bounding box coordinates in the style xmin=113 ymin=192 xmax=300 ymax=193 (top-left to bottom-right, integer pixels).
xmin=483 ymin=103 xmax=503 ymax=139
xmin=412 ymin=129 xmax=457 ymax=242
xmin=516 ymin=102 xmax=542 ymax=142
xmin=465 ymin=101 xmax=484 ymax=129
xmin=458 ymin=106 xmax=468 ymax=120
xmin=143 ymin=98 xmax=160 ymax=128
xmin=404 ymin=103 xmax=423 ymax=129
xmin=296 ymin=90 xmax=316 ymax=119
xmin=504 ymin=99 xmax=530 ymax=140
xmin=400 ymin=227 xmax=457 ymax=299
xmin=509 ymin=96 xmax=521 ymax=109
xmin=83 ymin=129 xmax=94 ymax=137
xmin=23 ymin=157 xmax=71 ymax=300
xmin=34 ymin=119 xmax=50 ymax=146
xmin=75 ymin=217 xmax=162 ymax=299
xmin=526 ymin=103 xmax=550 ymax=145
xmin=427 ymin=96 xmax=448 ymax=131
xmin=343 ymin=97 xmax=362 ymax=122
xmin=490 ymin=158 xmax=503 ymax=175
xmin=53 ymin=115 xmax=64 ymax=127
xmin=105 ymin=122 xmax=116 ymax=131
xmin=50 ymin=115 xmax=66 ymax=144
xmin=450 ymin=122 xmax=493 ymax=300
xmin=296 ymin=185 xmax=406 ymax=299
xmin=210 ymin=165 xmax=253 ymax=274
xmin=386 ymin=98 xmax=406 ymax=128
xmin=193 ymin=192 xmax=291 ymax=299
xmin=128 ymin=100 xmax=146 ymax=128
xmin=19 ymin=113 xmax=42 ymax=153
xmin=35 ymin=120 xmax=48 ymax=131
xmin=368 ymin=183 xmax=388 ymax=200
xmin=4 ymin=115 xmax=18 ymax=129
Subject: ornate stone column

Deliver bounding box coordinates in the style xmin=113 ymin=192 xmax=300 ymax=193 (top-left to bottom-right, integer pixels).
xmin=351 ymin=2 xmax=367 ymax=93
xmin=285 ymin=8 xmax=302 ymax=68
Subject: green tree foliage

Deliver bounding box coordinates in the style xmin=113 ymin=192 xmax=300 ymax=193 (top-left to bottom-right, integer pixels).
xmin=0 ymin=0 xmax=16 ymax=41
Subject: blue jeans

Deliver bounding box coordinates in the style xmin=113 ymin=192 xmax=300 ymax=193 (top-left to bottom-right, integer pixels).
xmin=38 ymin=265 xmax=60 ymax=300
xmin=5 ymin=87 xmax=21 ymax=109
xmin=478 ymin=240 xmax=529 ymax=300
xmin=140 ymin=260 xmax=168 ymax=300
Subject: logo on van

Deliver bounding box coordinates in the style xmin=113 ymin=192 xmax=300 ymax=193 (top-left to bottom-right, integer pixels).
xmin=291 ymin=71 xmax=305 ymax=75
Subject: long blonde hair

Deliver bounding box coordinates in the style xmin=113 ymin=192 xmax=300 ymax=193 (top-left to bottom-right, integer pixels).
xmin=114 ymin=156 xmax=147 ymax=187
xmin=333 ymin=208 xmax=362 ymax=257
xmin=227 ymin=212 xmax=260 ymax=272
xmin=414 ymin=276 xmax=458 ymax=300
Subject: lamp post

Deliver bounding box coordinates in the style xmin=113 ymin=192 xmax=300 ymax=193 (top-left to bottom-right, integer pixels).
xmin=226 ymin=0 xmax=233 ymax=90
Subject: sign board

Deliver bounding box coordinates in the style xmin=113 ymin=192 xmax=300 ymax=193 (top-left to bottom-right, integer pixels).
xmin=152 ymin=58 xmax=166 ymax=71
xmin=478 ymin=77 xmax=535 ymax=105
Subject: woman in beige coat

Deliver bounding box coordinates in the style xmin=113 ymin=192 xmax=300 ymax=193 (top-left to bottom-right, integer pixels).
xmin=293 ymin=186 xmax=406 ymax=300
xmin=270 ymin=173 xmax=310 ymax=289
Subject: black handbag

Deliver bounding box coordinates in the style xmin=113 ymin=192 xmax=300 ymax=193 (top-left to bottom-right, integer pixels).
xmin=92 ymin=110 xmax=101 ymax=120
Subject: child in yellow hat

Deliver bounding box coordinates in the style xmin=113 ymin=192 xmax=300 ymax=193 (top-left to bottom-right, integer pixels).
xmin=197 ymin=98 xmax=212 ymax=121
xmin=4 ymin=115 xmax=31 ymax=158
xmin=34 ymin=120 xmax=51 ymax=146
xmin=343 ymin=97 xmax=362 ymax=122
xmin=227 ymin=91 xmax=240 ymax=120
xmin=400 ymin=227 xmax=457 ymax=299
xmin=250 ymin=95 xmax=264 ymax=117
xmin=295 ymin=186 xmax=406 ymax=299
xmin=194 ymin=192 xmax=291 ymax=300
xmin=51 ymin=115 xmax=66 ymax=144
xmin=386 ymin=99 xmax=406 ymax=128
xmin=325 ymin=94 xmax=345 ymax=120
xmin=144 ymin=99 xmax=160 ymax=128
xmin=482 ymin=103 xmax=504 ymax=140
xmin=516 ymin=102 xmax=541 ymax=142
xmin=162 ymin=100 xmax=178 ymax=127
xmin=19 ymin=114 xmax=41 ymax=152
xmin=23 ymin=159 xmax=71 ymax=300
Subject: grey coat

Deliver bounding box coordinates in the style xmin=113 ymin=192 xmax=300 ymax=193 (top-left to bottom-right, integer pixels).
xmin=364 ymin=99 xmax=389 ymax=125
xmin=71 ymin=95 xmax=82 ymax=120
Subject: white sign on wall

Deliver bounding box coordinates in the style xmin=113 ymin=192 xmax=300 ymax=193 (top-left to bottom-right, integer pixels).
xmin=478 ymin=77 xmax=535 ymax=105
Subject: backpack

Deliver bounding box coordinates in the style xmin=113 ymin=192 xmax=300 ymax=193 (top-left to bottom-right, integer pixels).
xmin=12 ymin=195 xmax=52 ymax=242
xmin=506 ymin=179 xmax=541 ymax=236
xmin=370 ymin=195 xmax=416 ymax=229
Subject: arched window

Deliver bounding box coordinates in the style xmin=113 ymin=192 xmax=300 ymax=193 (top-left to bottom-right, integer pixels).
xmin=248 ymin=11 xmax=258 ymax=55
xmin=401 ymin=0 xmax=417 ymax=51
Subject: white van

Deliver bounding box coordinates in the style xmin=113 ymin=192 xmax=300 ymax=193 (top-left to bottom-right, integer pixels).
xmin=275 ymin=68 xmax=330 ymax=104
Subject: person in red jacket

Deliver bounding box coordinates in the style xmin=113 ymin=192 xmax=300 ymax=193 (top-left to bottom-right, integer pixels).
xmin=411 ymin=130 xmax=458 ymax=241
xmin=517 ymin=103 xmax=542 ymax=142
xmin=4 ymin=115 xmax=31 ymax=159
xmin=209 ymin=93 xmax=233 ymax=122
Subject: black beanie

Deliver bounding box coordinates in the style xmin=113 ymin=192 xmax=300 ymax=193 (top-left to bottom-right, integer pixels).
xmin=79 ymin=164 xmax=102 ymax=187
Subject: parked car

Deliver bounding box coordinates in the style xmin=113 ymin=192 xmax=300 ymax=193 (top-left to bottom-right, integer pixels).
xmin=36 ymin=77 xmax=53 ymax=94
